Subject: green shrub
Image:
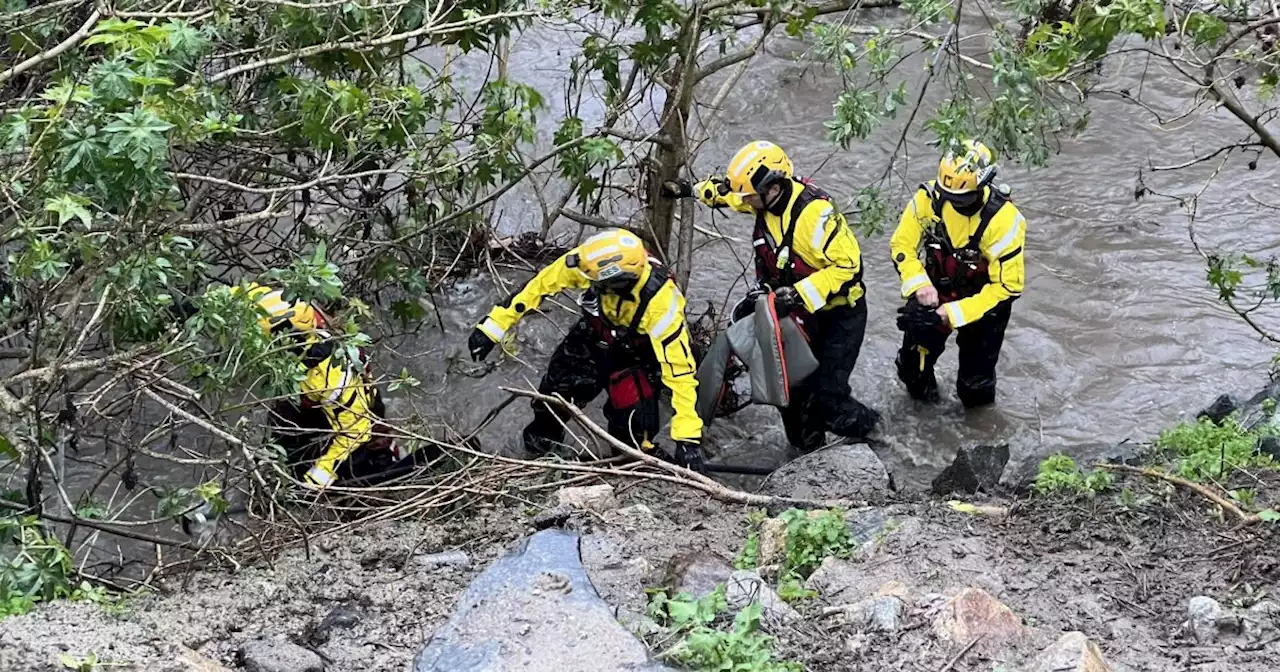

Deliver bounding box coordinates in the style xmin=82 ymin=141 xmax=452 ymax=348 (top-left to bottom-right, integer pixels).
xmin=1033 ymin=454 xmax=1113 ymax=497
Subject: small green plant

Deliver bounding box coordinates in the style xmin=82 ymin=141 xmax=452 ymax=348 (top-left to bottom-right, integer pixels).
xmin=778 ymin=508 xmax=852 ymax=579
xmin=733 ymin=508 xmax=767 ymax=570
xmin=667 ymin=602 xmax=803 ymax=672
xmin=1156 ymin=418 xmax=1276 ymax=481
xmin=1229 ymin=488 xmax=1258 ymax=508
xmin=1 ymin=517 xmax=124 ymax=619
xmin=775 ymin=575 xmax=816 ymax=603
xmin=646 ymin=588 xmax=802 ymax=671
xmin=1033 ymin=454 xmax=1113 ymax=497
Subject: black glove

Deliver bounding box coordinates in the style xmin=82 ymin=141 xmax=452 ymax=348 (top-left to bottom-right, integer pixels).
xmin=896 ymin=301 xmax=943 ymax=334
xmin=731 ymin=284 xmax=769 ymax=322
xmin=468 ymin=327 xmax=497 ymax=362
xmin=674 ymin=441 xmax=707 ymax=474
xmin=660 ymin=179 xmax=693 ymax=199
xmin=774 ymin=286 xmax=803 ymax=313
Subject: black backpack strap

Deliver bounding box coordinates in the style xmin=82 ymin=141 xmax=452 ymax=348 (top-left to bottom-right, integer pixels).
xmin=779 ymin=181 xmax=826 ymax=270
xmin=629 ymin=263 xmax=670 ymax=332
xmin=965 ymin=187 xmax=1010 ymax=252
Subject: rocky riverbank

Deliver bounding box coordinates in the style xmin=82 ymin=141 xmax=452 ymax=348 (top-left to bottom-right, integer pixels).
xmin=3 ymin=433 xmax=1278 ymax=671
xmin=5 ymin=383 xmax=1280 ymax=671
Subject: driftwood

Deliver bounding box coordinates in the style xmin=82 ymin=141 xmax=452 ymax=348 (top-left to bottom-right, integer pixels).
xmin=503 ymin=387 xmax=862 ymax=511
xmin=1099 ymin=463 xmax=1264 ymax=525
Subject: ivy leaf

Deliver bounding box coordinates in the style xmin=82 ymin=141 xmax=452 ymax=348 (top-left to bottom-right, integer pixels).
xmin=44 ymin=194 xmax=93 ymax=228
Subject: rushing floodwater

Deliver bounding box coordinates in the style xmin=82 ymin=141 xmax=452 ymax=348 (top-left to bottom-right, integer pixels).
xmin=393 ymin=21 xmax=1279 ymax=490
xmin=30 ymin=17 xmax=1280 ymax=567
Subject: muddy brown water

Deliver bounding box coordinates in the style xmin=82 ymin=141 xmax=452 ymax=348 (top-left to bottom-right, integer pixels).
xmin=16 ymin=20 xmax=1279 ymax=568
xmin=401 ymin=24 xmax=1278 ymax=491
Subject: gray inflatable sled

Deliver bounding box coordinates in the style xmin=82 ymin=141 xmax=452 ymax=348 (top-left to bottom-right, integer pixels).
xmin=695 ymin=292 xmax=818 ymax=426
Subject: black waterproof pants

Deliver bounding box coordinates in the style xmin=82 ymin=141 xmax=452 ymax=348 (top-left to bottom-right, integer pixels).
xmin=268 ymin=389 xmax=427 ymax=486
xmin=895 ymin=298 xmax=1013 ymax=408
xmin=523 ymin=320 xmax=662 ymax=456
xmin=780 ymin=299 xmax=880 ymax=452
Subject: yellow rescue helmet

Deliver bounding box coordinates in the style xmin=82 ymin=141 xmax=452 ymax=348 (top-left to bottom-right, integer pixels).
xmin=936 ymin=140 xmax=997 ymax=195
xmin=232 ymin=283 xmax=322 ymax=335
xmin=574 ymin=229 xmax=651 ymax=288
xmin=726 ymin=140 xmax=793 ymax=196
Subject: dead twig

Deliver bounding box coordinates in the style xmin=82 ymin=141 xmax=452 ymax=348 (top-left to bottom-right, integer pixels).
xmin=1099 ymin=464 xmax=1262 ymax=525
xmin=502 ymin=387 xmax=862 ymax=510
xmin=938 ymin=635 xmax=982 ymax=672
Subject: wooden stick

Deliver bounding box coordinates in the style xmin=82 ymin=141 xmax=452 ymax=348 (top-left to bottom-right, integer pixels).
xmin=503 ymin=387 xmax=862 ymax=510
xmin=1099 ymin=463 xmax=1261 ymax=524
xmin=938 ymin=635 xmax=982 ymax=672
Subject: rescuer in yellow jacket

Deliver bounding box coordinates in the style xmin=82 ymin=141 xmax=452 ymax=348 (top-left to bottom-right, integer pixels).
xmin=661 ymin=140 xmax=880 ymax=452
xmin=233 ymin=284 xmax=407 ymax=489
xmin=467 ymin=229 xmax=707 ymax=473
xmin=889 ymin=140 xmax=1026 ymax=407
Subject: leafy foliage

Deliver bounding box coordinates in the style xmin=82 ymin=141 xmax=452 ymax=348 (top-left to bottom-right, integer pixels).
xmin=646 ymin=587 xmax=801 ymax=672
xmin=777 ymin=507 xmax=852 ymax=579
xmin=1033 ymin=454 xmax=1114 ymax=497
xmin=1 ymin=516 xmax=120 ymax=619
xmin=1156 ymin=418 xmax=1277 ymax=482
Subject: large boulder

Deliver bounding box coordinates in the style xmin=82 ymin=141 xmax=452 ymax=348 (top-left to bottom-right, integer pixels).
xmin=759 ymin=444 xmax=892 ymax=501
xmin=414 ymin=529 xmax=672 ymax=672
xmin=932 ymin=444 xmax=1010 ymax=495
xmin=1001 ymin=442 xmax=1142 ymax=492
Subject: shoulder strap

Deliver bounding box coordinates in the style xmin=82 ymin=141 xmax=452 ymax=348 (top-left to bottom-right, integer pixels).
xmin=965 ymin=187 xmax=1010 ymax=252
xmin=781 ymin=181 xmax=828 ymax=254
xmin=920 ymin=182 xmax=945 ymax=224
xmin=629 ymin=263 xmax=670 ymax=332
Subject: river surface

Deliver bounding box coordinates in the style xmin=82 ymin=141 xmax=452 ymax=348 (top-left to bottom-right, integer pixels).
xmin=22 ymin=15 xmax=1280 ymax=560
xmin=388 ymin=19 xmax=1279 ymax=490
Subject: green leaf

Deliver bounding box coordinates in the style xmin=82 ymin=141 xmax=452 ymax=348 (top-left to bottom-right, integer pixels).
xmin=44 ymin=194 xmax=93 ymax=228
xmin=1259 ymin=509 xmax=1280 ymax=522
xmin=1185 ymin=12 xmax=1227 ymax=46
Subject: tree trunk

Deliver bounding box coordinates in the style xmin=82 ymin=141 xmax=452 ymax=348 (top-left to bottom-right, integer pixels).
xmin=647 ymin=10 xmax=703 ymax=261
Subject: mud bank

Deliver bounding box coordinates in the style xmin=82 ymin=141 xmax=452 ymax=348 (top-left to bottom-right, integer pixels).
xmin=3 ymin=458 xmax=1278 ymax=672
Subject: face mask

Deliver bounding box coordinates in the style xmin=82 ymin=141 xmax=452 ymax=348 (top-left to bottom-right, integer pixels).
xmin=941 ymin=189 xmax=982 ymax=213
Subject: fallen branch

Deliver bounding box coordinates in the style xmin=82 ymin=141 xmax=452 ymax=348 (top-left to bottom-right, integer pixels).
xmin=503 ymin=387 xmax=861 ymax=510
xmin=1099 ymin=463 xmax=1262 ymax=524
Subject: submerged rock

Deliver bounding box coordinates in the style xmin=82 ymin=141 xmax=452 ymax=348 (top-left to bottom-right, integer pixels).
xmin=760 ymin=444 xmax=891 ymax=501
xmin=1237 ymin=379 xmax=1280 ymax=432
xmin=932 ymin=444 xmax=1009 ymax=495
xmin=1199 ymin=394 xmax=1242 ymax=425
xmin=1031 ymin=631 xmax=1113 ymax=672
xmin=237 ymin=638 xmax=323 ymax=672
xmin=414 ymin=529 xmax=671 ymax=672
xmin=933 ymin=587 xmax=1025 ymax=648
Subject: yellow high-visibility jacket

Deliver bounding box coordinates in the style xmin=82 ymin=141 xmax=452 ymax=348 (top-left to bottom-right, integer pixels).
xmin=477 ymin=252 xmax=703 ymax=444
xmin=693 ymin=177 xmax=865 ymax=312
xmin=223 ymin=282 xmax=377 ymax=489
xmin=889 ymin=182 xmax=1026 ymax=328
xmin=295 ymin=332 xmax=377 ymax=488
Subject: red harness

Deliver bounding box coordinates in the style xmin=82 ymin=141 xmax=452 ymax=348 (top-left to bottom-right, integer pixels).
xmin=920 ymin=184 xmax=1010 ymax=303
